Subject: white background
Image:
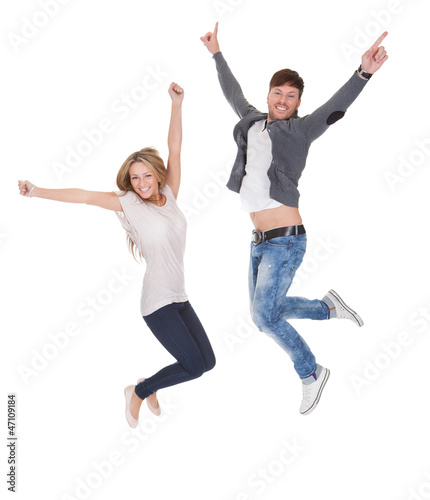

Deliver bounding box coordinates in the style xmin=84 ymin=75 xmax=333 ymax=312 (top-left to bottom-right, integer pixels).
xmin=2 ymin=0 xmax=430 ymax=499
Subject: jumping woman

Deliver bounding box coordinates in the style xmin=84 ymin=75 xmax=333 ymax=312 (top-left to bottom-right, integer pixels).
xmin=18 ymin=82 xmax=216 ymax=428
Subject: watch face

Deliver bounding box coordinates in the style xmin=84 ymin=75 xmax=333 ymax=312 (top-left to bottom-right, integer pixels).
xmin=252 ymin=229 xmax=262 ymax=245
xmin=359 ymin=67 xmax=372 ymax=78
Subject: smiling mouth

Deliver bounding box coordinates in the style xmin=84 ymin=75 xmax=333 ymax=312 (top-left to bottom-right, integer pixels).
xmin=275 ymin=106 xmax=288 ymax=111
xmin=139 ymin=187 xmax=150 ymax=192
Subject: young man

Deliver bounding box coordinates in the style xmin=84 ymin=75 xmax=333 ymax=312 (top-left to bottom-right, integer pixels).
xmin=200 ymin=23 xmax=388 ymax=415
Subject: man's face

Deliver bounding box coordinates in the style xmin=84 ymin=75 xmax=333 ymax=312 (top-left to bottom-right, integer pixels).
xmin=267 ymin=83 xmax=301 ymax=122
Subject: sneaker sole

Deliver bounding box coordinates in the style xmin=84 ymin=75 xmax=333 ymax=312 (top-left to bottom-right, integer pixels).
xmin=300 ymin=369 xmax=330 ymax=415
xmin=329 ymin=289 xmax=364 ymax=327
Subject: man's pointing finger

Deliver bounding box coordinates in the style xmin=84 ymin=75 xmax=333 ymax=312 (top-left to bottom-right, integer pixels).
xmin=371 ymin=31 xmax=388 ymax=50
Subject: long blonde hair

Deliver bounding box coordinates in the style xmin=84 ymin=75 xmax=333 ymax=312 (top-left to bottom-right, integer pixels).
xmin=116 ymin=147 xmax=167 ymax=260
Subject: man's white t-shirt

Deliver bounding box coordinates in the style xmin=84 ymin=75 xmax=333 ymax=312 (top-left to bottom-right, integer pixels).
xmin=240 ymin=119 xmax=282 ymax=212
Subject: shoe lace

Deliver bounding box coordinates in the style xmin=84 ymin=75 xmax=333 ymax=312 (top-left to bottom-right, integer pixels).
xmin=302 ymin=383 xmax=312 ymax=403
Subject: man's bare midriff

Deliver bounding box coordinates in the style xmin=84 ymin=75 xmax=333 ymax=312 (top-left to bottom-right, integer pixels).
xmin=250 ymin=205 xmax=302 ymax=232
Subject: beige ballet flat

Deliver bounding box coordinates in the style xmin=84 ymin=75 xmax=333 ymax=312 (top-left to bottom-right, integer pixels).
xmin=137 ymin=378 xmax=161 ymax=416
xmin=124 ymin=385 xmax=138 ymax=428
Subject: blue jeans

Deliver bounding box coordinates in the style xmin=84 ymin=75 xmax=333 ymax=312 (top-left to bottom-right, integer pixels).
xmin=249 ymin=233 xmax=329 ymax=379
xmin=135 ymin=301 xmax=216 ymax=400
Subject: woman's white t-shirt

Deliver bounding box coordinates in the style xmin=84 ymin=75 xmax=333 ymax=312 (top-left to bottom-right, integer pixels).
xmin=115 ymin=184 xmax=188 ymax=316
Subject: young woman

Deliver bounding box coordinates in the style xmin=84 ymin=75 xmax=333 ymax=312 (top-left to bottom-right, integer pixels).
xmin=18 ymin=82 xmax=216 ymax=428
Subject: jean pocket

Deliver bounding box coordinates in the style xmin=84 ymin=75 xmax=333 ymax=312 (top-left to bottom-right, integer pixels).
xmin=266 ymin=236 xmax=292 ymax=248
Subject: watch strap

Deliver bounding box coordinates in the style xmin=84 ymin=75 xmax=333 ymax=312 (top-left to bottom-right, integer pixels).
xmin=357 ymin=65 xmax=373 ymax=80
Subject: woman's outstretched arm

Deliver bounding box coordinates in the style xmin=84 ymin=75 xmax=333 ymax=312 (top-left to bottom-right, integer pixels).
xmin=165 ymin=82 xmax=184 ymax=199
xmin=18 ymin=180 xmax=122 ymax=211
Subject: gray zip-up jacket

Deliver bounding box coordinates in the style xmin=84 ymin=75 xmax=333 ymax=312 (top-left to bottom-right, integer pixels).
xmin=213 ymin=51 xmax=369 ymax=208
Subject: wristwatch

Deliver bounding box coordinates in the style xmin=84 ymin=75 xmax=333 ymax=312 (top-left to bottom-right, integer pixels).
xmin=357 ymin=65 xmax=373 ymax=80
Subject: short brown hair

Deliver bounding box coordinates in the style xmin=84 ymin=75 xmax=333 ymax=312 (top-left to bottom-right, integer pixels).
xmin=269 ymin=69 xmax=304 ymax=99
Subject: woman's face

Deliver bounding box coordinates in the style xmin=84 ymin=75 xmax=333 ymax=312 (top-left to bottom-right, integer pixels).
xmin=129 ymin=161 xmax=159 ymax=200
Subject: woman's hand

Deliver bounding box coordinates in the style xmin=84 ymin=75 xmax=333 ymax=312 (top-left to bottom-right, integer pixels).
xmin=166 ymin=83 xmax=183 ymax=199
xmin=17 ymin=180 xmax=122 ymax=211
xmin=168 ymin=82 xmax=184 ymax=105
xmin=18 ymin=180 xmax=36 ymax=198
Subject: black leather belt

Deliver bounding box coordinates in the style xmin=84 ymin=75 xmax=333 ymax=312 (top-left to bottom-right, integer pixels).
xmin=252 ymin=224 xmax=306 ymax=246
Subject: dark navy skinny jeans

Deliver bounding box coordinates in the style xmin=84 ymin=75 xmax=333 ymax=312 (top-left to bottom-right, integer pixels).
xmin=135 ymin=301 xmax=216 ymax=400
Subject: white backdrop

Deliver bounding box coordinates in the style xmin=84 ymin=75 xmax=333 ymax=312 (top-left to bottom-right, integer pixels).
xmin=2 ymin=1 xmax=430 ymax=499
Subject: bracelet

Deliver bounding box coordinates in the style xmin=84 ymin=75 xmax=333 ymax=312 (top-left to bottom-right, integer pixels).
xmin=357 ymin=65 xmax=373 ymax=80
xmin=28 ymin=186 xmax=35 ymax=198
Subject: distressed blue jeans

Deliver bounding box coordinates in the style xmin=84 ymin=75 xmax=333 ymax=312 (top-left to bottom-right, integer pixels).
xmin=249 ymin=233 xmax=330 ymax=379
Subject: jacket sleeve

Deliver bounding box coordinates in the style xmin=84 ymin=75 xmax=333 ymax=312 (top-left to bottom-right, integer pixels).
xmin=300 ymin=71 xmax=369 ymax=144
xmin=213 ymin=52 xmax=258 ymax=119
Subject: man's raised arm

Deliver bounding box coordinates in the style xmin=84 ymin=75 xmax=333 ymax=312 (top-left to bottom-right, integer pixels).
xmin=200 ymin=22 xmax=257 ymax=119
xmin=300 ymin=32 xmax=389 ymax=144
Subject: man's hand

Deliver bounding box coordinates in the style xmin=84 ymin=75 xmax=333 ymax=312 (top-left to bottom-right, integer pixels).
xmin=200 ymin=22 xmax=220 ymax=55
xmin=361 ymin=31 xmax=388 ymax=74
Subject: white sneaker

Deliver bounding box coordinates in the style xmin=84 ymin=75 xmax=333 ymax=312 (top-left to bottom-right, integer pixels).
xmin=299 ymin=367 xmax=330 ymax=415
xmin=324 ymin=289 xmax=364 ymax=327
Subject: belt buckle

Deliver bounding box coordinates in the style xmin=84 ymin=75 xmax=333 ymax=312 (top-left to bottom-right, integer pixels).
xmin=252 ymin=229 xmax=262 ymax=246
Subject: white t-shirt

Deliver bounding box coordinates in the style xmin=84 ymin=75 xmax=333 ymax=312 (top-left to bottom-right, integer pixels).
xmin=240 ymin=119 xmax=283 ymax=212
xmin=115 ymin=184 xmax=188 ymax=316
